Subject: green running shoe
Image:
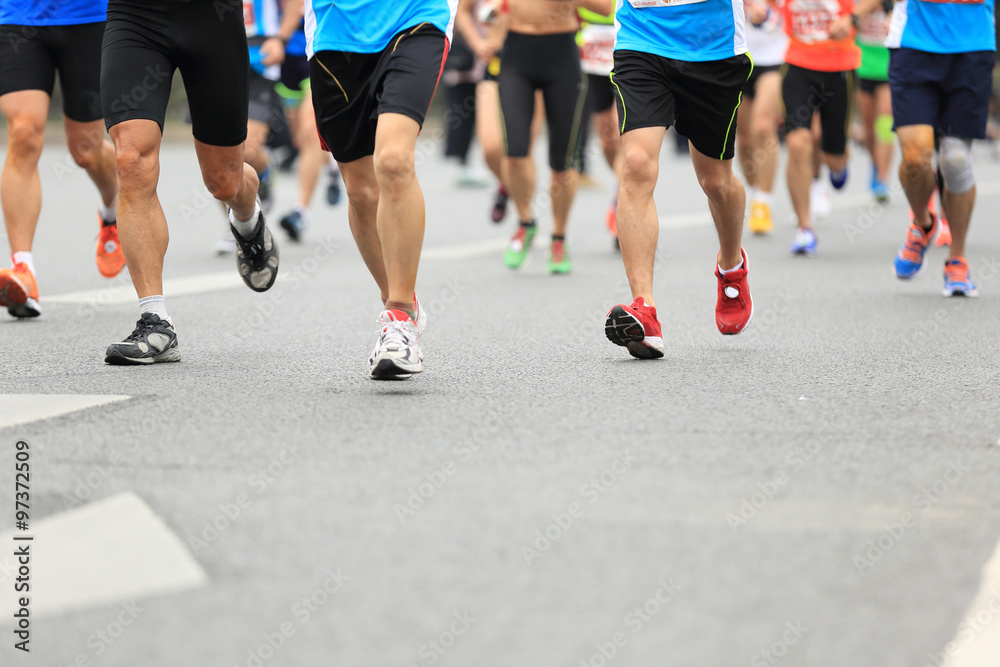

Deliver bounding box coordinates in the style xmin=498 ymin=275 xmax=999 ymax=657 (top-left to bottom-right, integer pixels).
xmin=548 ymin=239 xmax=572 ymax=274
xmin=504 ymin=223 xmax=536 ymax=268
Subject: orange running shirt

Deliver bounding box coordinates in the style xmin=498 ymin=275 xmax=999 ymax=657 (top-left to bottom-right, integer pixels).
xmin=782 ymin=0 xmax=862 ymax=71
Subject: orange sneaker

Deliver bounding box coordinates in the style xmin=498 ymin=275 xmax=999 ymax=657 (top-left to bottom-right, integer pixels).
xmin=0 ymin=262 xmax=41 ymax=318
xmin=96 ymin=216 xmax=126 ymax=278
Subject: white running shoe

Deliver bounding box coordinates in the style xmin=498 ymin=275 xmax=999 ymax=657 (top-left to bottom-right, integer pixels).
xmin=369 ymin=309 xmax=423 ymax=380
xmin=414 ymin=295 xmax=427 ymax=336
xmin=810 ymin=178 xmax=832 ymax=220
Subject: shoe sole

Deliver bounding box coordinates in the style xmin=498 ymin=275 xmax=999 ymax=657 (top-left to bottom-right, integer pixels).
xmin=943 ymin=288 xmax=978 ymax=297
xmin=279 ymin=218 xmax=301 ymax=242
xmin=0 ymin=275 xmax=40 ymax=317
xmin=104 ymin=347 xmax=182 ymax=365
xmin=605 ymin=306 xmax=664 ymax=359
xmin=370 ymin=357 xmax=422 ymax=380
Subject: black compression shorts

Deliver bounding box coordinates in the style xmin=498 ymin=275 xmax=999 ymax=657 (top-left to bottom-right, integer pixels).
xmin=587 ymin=73 xmax=615 ymax=114
xmin=101 ymin=0 xmax=250 ymax=146
xmin=0 ymin=22 xmax=105 ymax=122
xmin=611 ymin=50 xmax=752 ymax=160
xmin=499 ymin=31 xmax=587 ymax=172
xmin=782 ymin=64 xmax=854 ymax=156
xmin=310 ymin=23 xmax=449 ymax=164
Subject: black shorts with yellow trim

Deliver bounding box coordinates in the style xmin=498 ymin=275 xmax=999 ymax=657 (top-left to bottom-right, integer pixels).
xmin=781 ymin=64 xmax=855 ymax=156
xmin=610 ymin=50 xmax=753 ymax=160
xmin=310 ymin=23 xmax=448 ymax=164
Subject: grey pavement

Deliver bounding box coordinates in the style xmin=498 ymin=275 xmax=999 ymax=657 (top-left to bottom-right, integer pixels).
xmin=1 ymin=129 xmax=1000 ymax=667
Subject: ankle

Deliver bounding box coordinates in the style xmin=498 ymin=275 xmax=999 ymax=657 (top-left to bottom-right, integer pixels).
xmin=384 ymin=300 xmax=416 ymax=319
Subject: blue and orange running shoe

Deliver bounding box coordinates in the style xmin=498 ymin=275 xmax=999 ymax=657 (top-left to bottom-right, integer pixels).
xmin=894 ymin=214 xmax=938 ymax=279
xmin=943 ymin=258 xmax=978 ymax=297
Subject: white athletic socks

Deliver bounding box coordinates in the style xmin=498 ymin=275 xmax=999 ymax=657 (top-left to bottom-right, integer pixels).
xmin=718 ymin=259 xmax=745 ymax=275
xmin=229 ymin=201 xmax=261 ymax=238
xmin=139 ymin=295 xmax=171 ymax=324
xmin=99 ymin=201 xmax=117 ymax=223
xmin=12 ymin=251 xmax=35 ymax=275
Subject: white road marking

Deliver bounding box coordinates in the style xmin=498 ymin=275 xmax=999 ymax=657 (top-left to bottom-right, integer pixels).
xmin=0 ymin=492 xmax=207 ymax=620
xmin=941 ymin=536 xmax=1000 ymax=667
xmin=0 ymin=394 xmax=130 ymax=429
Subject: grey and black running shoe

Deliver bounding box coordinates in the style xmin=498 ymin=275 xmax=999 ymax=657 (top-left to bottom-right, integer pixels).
xmin=231 ymin=213 xmax=279 ymax=292
xmin=105 ymin=313 xmax=180 ymax=365
xmin=369 ymin=309 xmax=422 ymax=380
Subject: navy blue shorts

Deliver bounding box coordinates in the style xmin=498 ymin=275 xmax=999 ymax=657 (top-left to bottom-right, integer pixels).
xmin=888 ymin=47 xmax=994 ymax=139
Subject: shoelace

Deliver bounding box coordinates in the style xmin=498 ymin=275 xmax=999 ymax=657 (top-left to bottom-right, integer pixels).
xmin=945 ymin=260 xmax=969 ymax=284
xmin=900 ymin=223 xmax=931 ymax=262
xmin=379 ymin=318 xmax=416 ymax=349
xmin=124 ymin=318 xmax=157 ymax=342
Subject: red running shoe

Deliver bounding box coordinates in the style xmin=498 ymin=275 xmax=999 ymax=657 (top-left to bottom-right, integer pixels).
xmin=715 ymin=248 xmax=753 ymax=335
xmin=605 ymin=296 xmax=664 ymax=359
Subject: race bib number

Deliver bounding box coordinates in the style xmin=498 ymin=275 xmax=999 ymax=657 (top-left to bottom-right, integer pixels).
xmin=580 ymin=24 xmax=615 ymax=73
xmin=787 ymin=0 xmax=840 ymax=43
xmin=628 ymin=0 xmax=708 ymax=8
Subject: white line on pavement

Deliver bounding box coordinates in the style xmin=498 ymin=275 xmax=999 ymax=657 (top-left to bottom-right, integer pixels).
xmin=0 ymin=394 xmax=130 ymax=429
xmin=0 ymin=492 xmax=207 ymax=620
xmin=941 ymin=536 xmax=1000 ymax=667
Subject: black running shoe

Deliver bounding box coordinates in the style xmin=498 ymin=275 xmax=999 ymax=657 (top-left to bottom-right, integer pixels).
xmin=491 ymin=186 xmax=508 ymax=224
xmin=105 ymin=313 xmax=180 ymax=365
xmin=231 ymin=213 xmax=279 ymax=292
xmin=279 ymin=210 xmax=304 ymax=242
xmin=326 ymin=169 xmax=341 ymax=206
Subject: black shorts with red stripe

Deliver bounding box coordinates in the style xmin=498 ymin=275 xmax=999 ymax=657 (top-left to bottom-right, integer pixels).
xmin=310 ymin=23 xmax=448 ymax=164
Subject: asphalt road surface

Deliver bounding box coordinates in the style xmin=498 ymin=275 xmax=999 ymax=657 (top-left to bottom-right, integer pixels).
xmin=1 ymin=128 xmax=1000 ymax=667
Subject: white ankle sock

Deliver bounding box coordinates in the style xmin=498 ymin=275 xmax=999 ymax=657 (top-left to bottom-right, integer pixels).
xmin=229 ymin=201 xmax=261 ymax=238
xmin=99 ymin=201 xmax=117 ymax=222
xmin=12 ymin=251 xmax=35 ymax=276
xmin=139 ymin=295 xmax=171 ymax=324
xmin=719 ymin=259 xmax=744 ymax=275
xmin=754 ymin=190 xmax=773 ymax=206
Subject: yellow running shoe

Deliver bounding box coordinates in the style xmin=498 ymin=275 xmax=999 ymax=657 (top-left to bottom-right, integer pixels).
xmin=748 ymin=201 xmax=773 ymax=235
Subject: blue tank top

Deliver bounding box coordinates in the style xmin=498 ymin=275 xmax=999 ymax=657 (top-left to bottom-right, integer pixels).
xmin=305 ymin=0 xmax=456 ymax=55
xmin=1 ymin=0 xmax=106 ymax=26
xmin=614 ymin=0 xmax=748 ymax=63
xmin=886 ymin=0 xmax=997 ymax=54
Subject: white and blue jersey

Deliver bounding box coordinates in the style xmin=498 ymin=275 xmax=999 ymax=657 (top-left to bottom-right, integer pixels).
xmin=886 ymin=0 xmax=997 ymax=54
xmin=614 ymin=0 xmax=747 ymax=62
xmin=0 ymin=0 xmax=106 ymax=26
xmin=244 ymin=0 xmax=281 ymax=80
xmin=305 ymin=0 xmax=457 ymax=56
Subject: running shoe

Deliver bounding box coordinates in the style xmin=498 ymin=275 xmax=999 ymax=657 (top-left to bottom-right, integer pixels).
xmin=943 ymin=257 xmax=978 ymax=297
xmin=279 ymin=209 xmax=306 ymax=242
xmin=894 ymin=214 xmax=938 ymax=279
xmin=231 ymin=212 xmax=279 ymax=292
xmin=810 ymin=179 xmax=832 ymax=219
xmin=790 ymin=227 xmax=817 ymax=255
xmin=748 ymin=201 xmax=773 ymax=235
xmin=548 ymin=239 xmax=572 ymax=274
xmin=326 ymin=167 xmax=341 ymax=206
xmin=606 ymin=202 xmax=618 ymax=237
xmin=829 ymin=166 xmax=848 ymax=190
xmin=491 ymin=185 xmax=509 ymax=223
xmin=605 ymin=296 xmax=664 ymax=359
xmin=104 ymin=313 xmax=181 ymax=365
xmin=504 ymin=223 xmax=536 ymax=268
xmin=414 ymin=294 xmax=427 ymax=337
xmin=258 ymin=167 xmax=274 ymax=212
xmin=872 ymin=180 xmax=891 ymax=204
xmin=0 ymin=262 xmax=40 ymax=318
xmin=96 ymin=215 xmax=126 ymax=278
xmin=369 ymin=309 xmax=422 ymax=380
xmin=936 ymin=218 xmax=952 ymax=246
xmin=715 ymin=248 xmax=753 ymax=335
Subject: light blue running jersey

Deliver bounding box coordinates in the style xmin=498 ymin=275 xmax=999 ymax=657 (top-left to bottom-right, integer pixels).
xmin=886 ymin=0 xmax=997 ymax=54
xmin=614 ymin=0 xmax=747 ymax=62
xmin=0 ymin=0 xmax=106 ymax=26
xmin=305 ymin=0 xmax=457 ymax=56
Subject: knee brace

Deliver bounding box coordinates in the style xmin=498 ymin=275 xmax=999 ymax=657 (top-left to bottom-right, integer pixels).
xmin=939 ymin=136 xmax=975 ymax=194
xmin=874 ymin=114 xmax=895 ymax=144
